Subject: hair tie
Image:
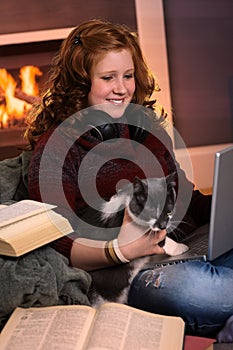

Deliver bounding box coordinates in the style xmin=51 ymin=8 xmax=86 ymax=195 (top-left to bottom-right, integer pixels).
xmin=74 ymin=35 xmax=82 ymax=45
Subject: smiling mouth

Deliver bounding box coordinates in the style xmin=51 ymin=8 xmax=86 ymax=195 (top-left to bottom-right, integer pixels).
xmin=107 ymin=99 xmax=125 ymax=105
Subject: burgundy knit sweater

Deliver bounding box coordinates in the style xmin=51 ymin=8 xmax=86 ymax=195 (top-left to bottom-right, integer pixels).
xmin=28 ymin=121 xmax=211 ymax=265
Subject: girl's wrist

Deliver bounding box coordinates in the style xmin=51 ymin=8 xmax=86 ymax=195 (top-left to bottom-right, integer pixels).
xmin=104 ymin=239 xmax=130 ymax=264
xmin=112 ymin=239 xmax=130 ymax=263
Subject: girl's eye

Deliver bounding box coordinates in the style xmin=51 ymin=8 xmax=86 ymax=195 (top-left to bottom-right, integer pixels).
xmin=124 ymin=73 xmax=134 ymax=79
xmin=101 ymin=76 xmax=112 ymax=81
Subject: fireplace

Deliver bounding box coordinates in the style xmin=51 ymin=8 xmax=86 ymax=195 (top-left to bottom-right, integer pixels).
xmin=0 ymin=28 xmax=72 ymax=160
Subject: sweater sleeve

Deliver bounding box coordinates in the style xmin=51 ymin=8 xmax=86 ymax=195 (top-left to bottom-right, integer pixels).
xmin=28 ymin=130 xmax=81 ymax=264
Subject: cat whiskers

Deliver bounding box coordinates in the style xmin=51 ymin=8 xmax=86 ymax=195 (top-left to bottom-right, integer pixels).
xmin=145 ymin=228 xmax=163 ymax=239
xmin=145 ymin=228 xmax=167 ymax=249
xmin=168 ymin=220 xmax=195 ymax=241
xmin=145 ymin=228 xmax=156 ymax=237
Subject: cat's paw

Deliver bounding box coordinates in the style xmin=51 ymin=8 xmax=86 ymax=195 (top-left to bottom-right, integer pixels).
xmin=163 ymin=237 xmax=189 ymax=256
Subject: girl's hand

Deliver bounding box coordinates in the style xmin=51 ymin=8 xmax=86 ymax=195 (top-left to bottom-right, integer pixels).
xmin=117 ymin=208 xmax=166 ymax=261
xmin=70 ymin=208 xmax=166 ymax=270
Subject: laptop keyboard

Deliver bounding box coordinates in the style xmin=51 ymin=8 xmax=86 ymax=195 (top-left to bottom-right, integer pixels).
xmin=181 ymin=226 xmax=209 ymax=255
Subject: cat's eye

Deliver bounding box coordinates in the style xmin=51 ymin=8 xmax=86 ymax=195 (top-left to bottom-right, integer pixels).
xmin=167 ymin=211 xmax=173 ymax=217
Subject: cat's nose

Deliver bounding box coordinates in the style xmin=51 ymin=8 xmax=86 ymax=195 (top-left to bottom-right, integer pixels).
xmin=157 ymin=222 xmax=167 ymax=230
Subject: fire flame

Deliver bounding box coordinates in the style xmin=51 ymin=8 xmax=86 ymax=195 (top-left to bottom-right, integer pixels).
xmin=0 ymin=66 xmax=42 ymax=128
xmin=20 ymin=66 xmax=42 ymax=96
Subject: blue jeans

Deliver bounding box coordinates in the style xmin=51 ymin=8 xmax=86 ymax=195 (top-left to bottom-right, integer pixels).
xmin=128 ymin=248 xmax=233 ymax=338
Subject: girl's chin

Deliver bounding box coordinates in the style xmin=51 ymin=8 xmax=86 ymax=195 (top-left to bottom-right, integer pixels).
xmin=101 ymin=102 xmax=129 ymax=119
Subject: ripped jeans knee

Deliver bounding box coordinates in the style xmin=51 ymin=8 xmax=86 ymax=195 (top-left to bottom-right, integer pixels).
xmin=142 ymin=269 xmax=165 ymax=288
xmin=128 ymin=260 xmax=233 ymax=337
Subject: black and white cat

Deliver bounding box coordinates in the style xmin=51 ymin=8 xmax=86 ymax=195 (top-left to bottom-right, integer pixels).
xmin=88 ymin=174 xmax=189 ymax=306
xmin=101 ymin=174 xmax=189 ymax=256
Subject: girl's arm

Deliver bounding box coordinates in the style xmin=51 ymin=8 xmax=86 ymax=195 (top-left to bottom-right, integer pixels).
xmin=70 ymin=209 xmax=166 ymax=270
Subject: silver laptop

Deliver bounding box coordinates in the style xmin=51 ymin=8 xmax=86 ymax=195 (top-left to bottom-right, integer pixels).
xmin=148 ymin=145 xmax=233 ymax=265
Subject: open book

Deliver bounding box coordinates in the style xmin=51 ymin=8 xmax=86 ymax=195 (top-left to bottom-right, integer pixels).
xmin=0 ymin=199 xmax=73 ymax=257
xmin=0 ymin=303 xmax=185 ymax=350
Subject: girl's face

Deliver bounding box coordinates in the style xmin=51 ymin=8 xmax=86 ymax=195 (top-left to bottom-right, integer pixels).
xmin=88 ymin=49 xmax=135 ymax=118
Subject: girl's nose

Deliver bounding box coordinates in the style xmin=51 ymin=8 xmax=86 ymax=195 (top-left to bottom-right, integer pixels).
xmin=113 ymin=79 xmax=127 ymax=94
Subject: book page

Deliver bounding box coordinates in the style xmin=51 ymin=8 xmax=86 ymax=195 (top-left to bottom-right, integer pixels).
xmin=0 ymin=305 xmax=96 ymax=350
xmin=0 ymin=210 xmax=72 ymax=242
xmin=0 ymin=210 xmax=72 ymax=256
xmin=0 ymin=200 xmax=55 ymax=228
xmin=85 ymin=303 xmax=184 ymax=350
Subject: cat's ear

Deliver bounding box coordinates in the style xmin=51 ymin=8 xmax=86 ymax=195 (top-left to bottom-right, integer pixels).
xmin=133 ymin=176 xmax=145 ymax=193
xmin=165 ymin=172 xmax=176 ymax=188
xmin=166 ymin=173 xmax=176 ymax=204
